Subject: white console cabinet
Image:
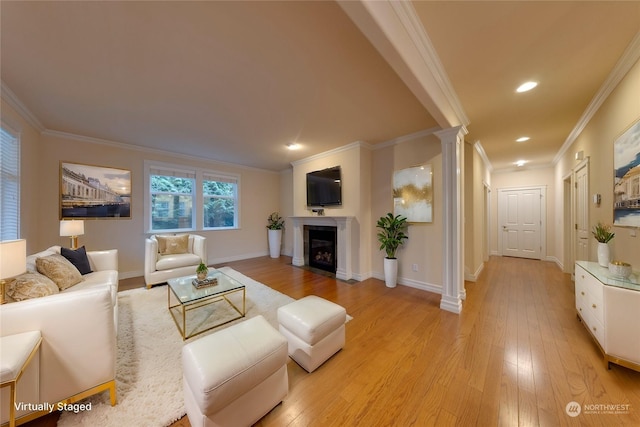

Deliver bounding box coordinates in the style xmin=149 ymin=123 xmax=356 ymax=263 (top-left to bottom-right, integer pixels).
xmin=575 ymin=261 xmax=640 ymax=372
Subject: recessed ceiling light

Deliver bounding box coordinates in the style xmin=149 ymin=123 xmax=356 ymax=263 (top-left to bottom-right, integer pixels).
xmin=516 ymin=137 xmax=530 ymax=142
xmin=515 ymin=160 xmax=527 ymax=167
xmin=516 ymin=81 xmax=538 ymax=93
xmin=286 ymin=143 xmax=300 ymax=150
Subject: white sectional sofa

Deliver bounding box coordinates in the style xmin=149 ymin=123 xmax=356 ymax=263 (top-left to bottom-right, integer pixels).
xmin=0 ymin=246 xmax=118 ymax=425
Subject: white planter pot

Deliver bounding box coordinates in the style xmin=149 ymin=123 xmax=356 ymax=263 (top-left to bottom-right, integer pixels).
xmin=268 ymin=229 xmax=282 ymax=259
xmin=383 ymin=257 xmax=398 ymax=288
xmin=597 ymin=242 xmax=610 ymax=267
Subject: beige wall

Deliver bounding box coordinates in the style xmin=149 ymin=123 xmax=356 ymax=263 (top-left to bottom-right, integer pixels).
xmin=17 ymin=124 xmax=280 ymax=278
xmin=371 ymin=135 xmax=444 ymax=290
xmin=291 ymin=142 xmax=371 ymax=278
xmin=465 ymin=143 xmax=489 ymax=279
xmin=555 ymin=58 xmax=640 ymax=269
xmin=279 ymin=168 xmax=294 ymax=257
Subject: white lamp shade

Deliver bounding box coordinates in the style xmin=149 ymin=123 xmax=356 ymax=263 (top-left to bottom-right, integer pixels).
xmin=60 ymin=220 xmax=85 ymax=237
xmin=0 ymin=239 xmax=27 ymax=279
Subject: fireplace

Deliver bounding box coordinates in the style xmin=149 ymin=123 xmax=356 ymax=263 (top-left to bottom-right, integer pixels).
xmin=291 ymin=216 xmax=354 ymax=281
xmin=306 ymin=226 xmax=337 ymax=274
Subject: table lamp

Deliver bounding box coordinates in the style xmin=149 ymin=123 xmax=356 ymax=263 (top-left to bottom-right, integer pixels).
xmin=60 ymin=220 xmax=85 ymax=249
xmin=0 ymin=239 xmax=27 ymax=304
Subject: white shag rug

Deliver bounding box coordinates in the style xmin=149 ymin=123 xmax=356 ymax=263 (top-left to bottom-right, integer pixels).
xmin=57 ymin=267 xmax=296 ymax=427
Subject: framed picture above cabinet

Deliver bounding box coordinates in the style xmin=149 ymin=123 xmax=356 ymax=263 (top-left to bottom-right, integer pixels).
xmin=613 ymin=119 xmax=640 ymax=227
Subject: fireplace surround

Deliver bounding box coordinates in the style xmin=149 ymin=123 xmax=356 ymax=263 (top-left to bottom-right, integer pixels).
xmin=290 ymin=216 xmax=354 ymax=281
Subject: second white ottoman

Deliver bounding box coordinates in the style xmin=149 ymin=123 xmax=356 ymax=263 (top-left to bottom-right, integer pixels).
xmin=277 ymin=295 xmax=346 ymax=372
xmin=182 ymin=315 xmax=288 ymax=427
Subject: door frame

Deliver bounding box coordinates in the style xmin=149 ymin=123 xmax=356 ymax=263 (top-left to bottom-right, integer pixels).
xmin=572 ymin=158 xmax=590 ymax=271
xmin=563 ymin=171 xmax=573 ymax=273
xmin=497 ymin=185 xmax=547 ymax=259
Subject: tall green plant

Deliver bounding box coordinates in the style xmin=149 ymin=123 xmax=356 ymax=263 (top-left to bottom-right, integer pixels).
xmin=376 ymin=213 xmax=409 ymax=259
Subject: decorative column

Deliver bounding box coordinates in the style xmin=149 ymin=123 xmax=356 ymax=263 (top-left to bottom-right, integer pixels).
xmin=334 ymin=217 xmax=353 ymax=281
xmin=291 ymin=218 xmax=305 ymax=267
xmin=435 ymin=126 xmax=466 ymax=314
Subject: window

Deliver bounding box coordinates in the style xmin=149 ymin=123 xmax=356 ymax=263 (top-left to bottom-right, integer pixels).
xmin=1 ymin=126 xmax=20 ymax=241
xmin=149 ymin=166 xmax=195 ymax=231
xmin=145 ymin=161 xmax=239 ymax=232
xmin=203 ymin=173 xmax=238 ymax=229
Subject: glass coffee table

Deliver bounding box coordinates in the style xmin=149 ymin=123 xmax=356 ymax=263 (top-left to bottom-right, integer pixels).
xmin=167 ymin=270 xmax=246 ymax=340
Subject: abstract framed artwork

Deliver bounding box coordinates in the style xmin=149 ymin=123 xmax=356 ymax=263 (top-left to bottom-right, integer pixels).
xmin=393 ymin=164 xmax=433 ymax=223
xmin=60 ymin=162 xmax=132 ymax=219
xmin=613 ymin=119 xmax=640 ymax=227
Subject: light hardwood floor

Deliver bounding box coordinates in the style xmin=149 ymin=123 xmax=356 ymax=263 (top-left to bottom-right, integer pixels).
xmin=21 ymin=255 xmax=640 ymax=426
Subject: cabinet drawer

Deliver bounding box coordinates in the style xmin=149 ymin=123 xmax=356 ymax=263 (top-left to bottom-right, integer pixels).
xmin=585 ymin=274 xmax=604 ymax=304
xmin=588 ymin=295 xmax=604 ymax=324
xmin=589 ymin=316 xmax=605 ymax=347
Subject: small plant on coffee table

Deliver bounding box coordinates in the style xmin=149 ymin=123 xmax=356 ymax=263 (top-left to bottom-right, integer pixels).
xmin=196 ymin=262 xmax=208 ymax=281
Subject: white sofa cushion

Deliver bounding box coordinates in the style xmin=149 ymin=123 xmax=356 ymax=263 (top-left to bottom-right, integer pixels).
xmin=65 ymin=270 xmax=118 ymax=307
xmin=156 ymin=253 xmax=202 ymax=271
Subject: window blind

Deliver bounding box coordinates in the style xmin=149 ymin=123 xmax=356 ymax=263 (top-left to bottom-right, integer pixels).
xmin=0 ymin=127 xmax=20 ymax=241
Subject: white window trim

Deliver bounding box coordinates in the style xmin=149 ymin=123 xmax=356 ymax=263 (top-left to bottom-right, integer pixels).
xmin=1 ymin=122 xmax=21 ymax=241
xmin=144 ymin=160 xmax=240 ymax=233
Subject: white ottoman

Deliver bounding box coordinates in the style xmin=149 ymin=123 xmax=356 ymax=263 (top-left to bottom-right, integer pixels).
xmin=277 ymin=295 xmax=346 ymax=373
xmin=181 ymin=315 xmax=288 ymax=427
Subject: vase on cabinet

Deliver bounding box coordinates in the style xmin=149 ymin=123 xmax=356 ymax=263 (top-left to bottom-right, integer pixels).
xmin=597 ymin=242 xmax=610 ymax=267
xmin=268 ymin=229 xmax=282 ymax=259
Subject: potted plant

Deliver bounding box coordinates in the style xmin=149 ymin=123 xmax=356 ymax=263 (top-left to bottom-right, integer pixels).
xmin=196 ymin=262 xmax=209 ymax=281
xmin=376 ymin=213 xmax=409 ymax=287
xmin=592 ymin=222 xmax=615 ymax=267
xmin=267 ymin=212 xmax=285 ymax=258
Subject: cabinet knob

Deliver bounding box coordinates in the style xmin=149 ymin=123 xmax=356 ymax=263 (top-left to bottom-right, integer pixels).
xmin=592 ymin=303 xmax=597 ymax=309
xmin=579 ymin=308 xmax=582 ymax=312
xmin=593 ymin=326 xmax=597 ymax=332
xmin=581 ymin=291 xmax=585 ymax=296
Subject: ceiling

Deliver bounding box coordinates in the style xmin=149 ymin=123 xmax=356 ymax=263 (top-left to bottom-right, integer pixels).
xmin=1 ymin=1 xmax=639 ymax=172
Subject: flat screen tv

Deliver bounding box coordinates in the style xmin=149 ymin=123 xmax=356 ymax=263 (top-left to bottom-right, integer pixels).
xmin=306 ymin=166 xmax=342 ymax=207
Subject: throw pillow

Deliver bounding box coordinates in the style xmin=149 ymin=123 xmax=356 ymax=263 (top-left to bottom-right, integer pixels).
xmin=156 ymin=234 xmax=189 ymax=255
xmin=36 ymin=254 xmax=83 ymax=290
xmin=61 ymin=246 xmax=93 ymax=275
xmin=6 ymin=272 xmax=59 ymax=301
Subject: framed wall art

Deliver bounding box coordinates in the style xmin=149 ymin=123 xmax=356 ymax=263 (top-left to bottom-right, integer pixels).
xmin=60 ymin=162 xmax=131 ymax=219
xmin=393 ymin=164 xmax=433 ymax=223
xmin=613 ymin=119 xmax=640 ymax=227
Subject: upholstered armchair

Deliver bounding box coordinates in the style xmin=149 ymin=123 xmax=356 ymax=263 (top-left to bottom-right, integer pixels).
xmin=144 ymin=234 xmax=207 ymax=289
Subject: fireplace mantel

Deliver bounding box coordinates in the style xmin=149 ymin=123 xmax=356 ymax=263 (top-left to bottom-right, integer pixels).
xmin=290 ymin=216 xmax=354 ymax=281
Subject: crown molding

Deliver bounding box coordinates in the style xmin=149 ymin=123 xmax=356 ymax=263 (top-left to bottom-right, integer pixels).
xmin=337 ymin=0 xmax=469 ymax=129
xmin=374 ymin=126 xmax=442 ymax=150
xmin=290 ymin=141 xmax=373 ymax=167
xmin=41 ymin=129 xmax=279 ymax=174
xmin=473 ymin=141 xmax=493 ymax=172
xmin=1 ymin=81 xmax=45 ymax=132
xmin=492 ymin=162 xmax=555 ymax=174
xmin=389 ymin=1 xmax=470 ymax=128
xmin=553 ymin=31 xmax=640 ymax=165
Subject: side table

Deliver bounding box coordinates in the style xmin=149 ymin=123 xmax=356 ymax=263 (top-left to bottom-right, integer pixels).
xmin=0 ymin=331 xmax=42 ymax=427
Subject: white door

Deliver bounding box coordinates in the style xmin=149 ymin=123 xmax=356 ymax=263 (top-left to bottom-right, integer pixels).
xmin=575 ymin=160 xmax=589 ymax=261
xmin=498 ymin=187 xmax=543 ymax=259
